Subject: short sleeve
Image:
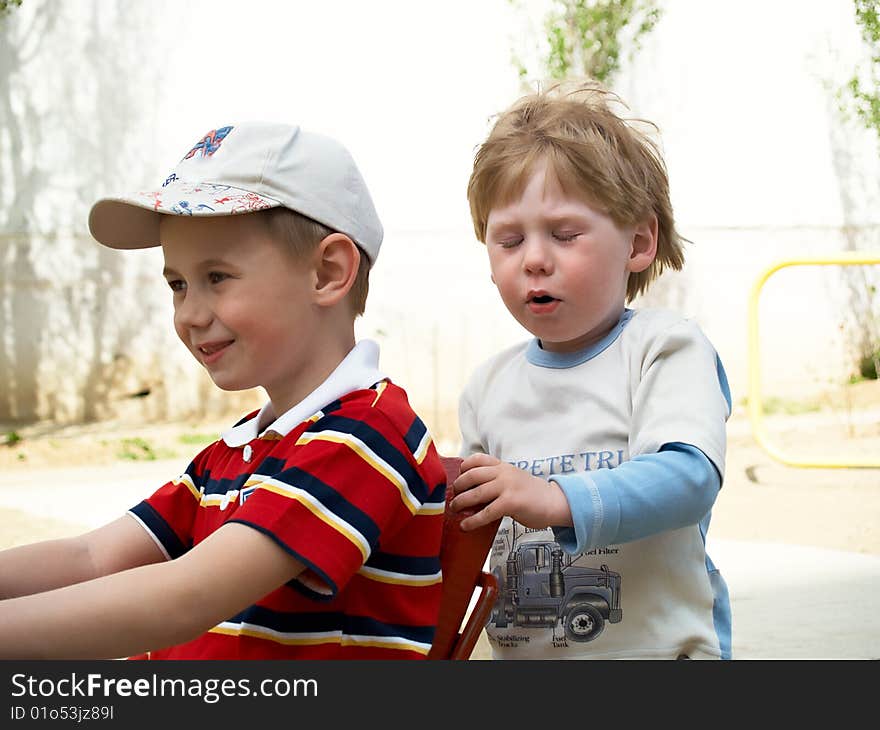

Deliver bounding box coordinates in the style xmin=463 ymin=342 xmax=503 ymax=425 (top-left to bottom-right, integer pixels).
xmin=629 ymin=319 xmax=730 ymax=477
xmin=458 ymin=381 xmax=485 ymax=458
xmin=128 ymin=446 xmax=215 ymax=560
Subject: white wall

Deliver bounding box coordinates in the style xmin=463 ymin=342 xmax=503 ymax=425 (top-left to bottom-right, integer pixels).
xmin=2 ymin=0 xmax=877 ymax=438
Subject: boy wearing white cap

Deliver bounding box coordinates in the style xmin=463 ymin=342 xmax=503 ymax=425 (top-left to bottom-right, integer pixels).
xmin=0 ymin=123 xmax=446 ymax=659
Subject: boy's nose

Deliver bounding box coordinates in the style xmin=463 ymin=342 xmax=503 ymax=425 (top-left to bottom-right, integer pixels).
xmin=521 ymin=238 xmax=553 ymax=275
xmin=174 ymin=292 xmax=213 ymax=330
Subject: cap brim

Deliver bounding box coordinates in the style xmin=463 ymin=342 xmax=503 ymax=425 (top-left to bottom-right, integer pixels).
xmin=88 ymin=182 xmax=281 ymax=249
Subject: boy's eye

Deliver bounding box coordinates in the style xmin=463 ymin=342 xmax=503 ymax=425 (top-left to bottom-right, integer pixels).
xmin=553 ymin=231 xmax=579 ymax=242
xmin=498 ymin=238 xmax=523 ymax=249
xmin=167 ymin=279 xmax=186 ymax=292
xmin=208 ymin=271 xmax=229 ymax=284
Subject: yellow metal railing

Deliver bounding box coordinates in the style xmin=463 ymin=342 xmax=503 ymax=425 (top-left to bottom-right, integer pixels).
xmin=747 ymin=252 xmax=880 ymax=468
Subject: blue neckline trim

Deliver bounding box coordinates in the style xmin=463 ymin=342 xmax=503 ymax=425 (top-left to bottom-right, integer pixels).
xmin=526 ymin=309 xmax=634 ymax=369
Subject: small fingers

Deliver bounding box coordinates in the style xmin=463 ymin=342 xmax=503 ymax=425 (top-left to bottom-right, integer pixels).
xmin=460 ymin=453 xmax=501 ymax=472
xmin=451 ymin=465 xmax=501 ymax=498
xmin=450 ymin=479 xmax=496 ymax=513
xmin=459 ymin=501 xmax=502 ymax=532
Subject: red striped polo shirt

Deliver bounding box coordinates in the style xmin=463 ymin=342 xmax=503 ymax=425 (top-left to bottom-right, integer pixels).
xmin=128 ymin=374 xmax=445 ymax=659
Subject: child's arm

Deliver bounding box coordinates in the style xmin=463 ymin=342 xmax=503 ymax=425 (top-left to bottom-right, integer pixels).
xmin=539 ymin=444 xmax=719 ymax=553
xmin=0 ymin=521 xmax=304 ymax=659
xmin=450 ymin=444 xmax=720 ymax=553
xmin=0 ymin=515 xmax=164 ymax=600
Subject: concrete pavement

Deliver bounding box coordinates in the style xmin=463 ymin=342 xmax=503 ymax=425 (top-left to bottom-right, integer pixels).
xmin=706 ymin=537 xmax=880 ymax=659
xmin=0 ymin=458 xmax=188 ymax=530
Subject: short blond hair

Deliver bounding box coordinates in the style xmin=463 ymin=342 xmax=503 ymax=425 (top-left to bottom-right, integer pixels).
xmin=467 ymin=80 xmax=685 ymax=302
xmin=260 ymin=207 xmax=370 ymax=316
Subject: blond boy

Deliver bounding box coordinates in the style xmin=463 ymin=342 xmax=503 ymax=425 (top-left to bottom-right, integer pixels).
xmin=451 ymin=83 xmax=732 ymax=659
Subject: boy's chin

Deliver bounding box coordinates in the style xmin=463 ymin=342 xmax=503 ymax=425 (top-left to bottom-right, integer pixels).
xmin=511 ymin=315 xmax=567 ymax=346
xmin=205 ymin=374 xmax=251 ymax=393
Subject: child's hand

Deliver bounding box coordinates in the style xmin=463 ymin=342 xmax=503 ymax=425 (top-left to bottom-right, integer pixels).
xmin=450 ymin=453 xmax=571 ymax=532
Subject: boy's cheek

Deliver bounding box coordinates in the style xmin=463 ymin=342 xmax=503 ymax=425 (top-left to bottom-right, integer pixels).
xmin=176 ymin=333 xmax=196 ymax=356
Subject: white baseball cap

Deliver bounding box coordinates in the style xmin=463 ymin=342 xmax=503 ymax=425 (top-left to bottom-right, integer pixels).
xmin=88 ymin=122 xmax=383 ymax=263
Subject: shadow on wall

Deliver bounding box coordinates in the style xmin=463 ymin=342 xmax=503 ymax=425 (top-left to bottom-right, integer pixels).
xmin=0 ymin=234 xmax=261 ymax=427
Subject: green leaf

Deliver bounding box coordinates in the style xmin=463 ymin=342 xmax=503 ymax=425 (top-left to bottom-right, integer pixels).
xmin=513 ymin=0 xmax=663 ymax=86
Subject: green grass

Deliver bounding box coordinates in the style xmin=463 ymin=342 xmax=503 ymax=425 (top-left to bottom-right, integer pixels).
xmin=117 ymin=437 xmax=176 ymax=461
xmin=177 ymin=432 xmax=216 ymax=446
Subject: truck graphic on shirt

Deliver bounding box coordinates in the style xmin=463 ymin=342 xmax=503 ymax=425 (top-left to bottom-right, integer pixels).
xmin=491 ymin=540 xmax=622 ymax=642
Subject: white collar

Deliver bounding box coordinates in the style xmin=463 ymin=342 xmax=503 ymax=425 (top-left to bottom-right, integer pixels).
xmin=221 ymin=339 xmax=386 ymax=447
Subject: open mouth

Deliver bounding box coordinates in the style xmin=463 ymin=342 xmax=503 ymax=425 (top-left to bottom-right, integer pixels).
xmin=527 ymin=291 xmax=560 ymax=313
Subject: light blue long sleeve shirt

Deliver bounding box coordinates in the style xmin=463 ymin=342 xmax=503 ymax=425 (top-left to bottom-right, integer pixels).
xmin=550 ymin=442 xmax=721 ymax=555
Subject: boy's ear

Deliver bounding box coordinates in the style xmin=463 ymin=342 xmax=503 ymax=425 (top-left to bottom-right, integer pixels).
xmin=627 ymin=213 xmax=658 ymax=274
xmin=312 ymin=233 xmax=360 ymax=306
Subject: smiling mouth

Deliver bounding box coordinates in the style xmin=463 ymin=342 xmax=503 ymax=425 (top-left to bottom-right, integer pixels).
xmin=199 ymin=342 xmax=232 ymax=355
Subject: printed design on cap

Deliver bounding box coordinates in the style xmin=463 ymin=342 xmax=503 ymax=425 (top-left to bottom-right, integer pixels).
xmin=183 ymin=125 xmax=233 ymax=160
xmin=132 ymin=183 xmax=278 ymax=216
